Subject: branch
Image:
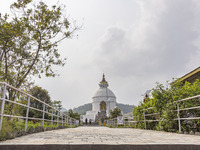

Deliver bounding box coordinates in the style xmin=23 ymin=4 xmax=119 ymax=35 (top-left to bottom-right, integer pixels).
xmin=16 ymin=31 xmax=42 ymax=88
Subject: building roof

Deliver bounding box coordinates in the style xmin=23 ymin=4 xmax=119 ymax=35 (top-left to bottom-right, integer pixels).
xmin=179 ymin=66 xmax=200 ymax=83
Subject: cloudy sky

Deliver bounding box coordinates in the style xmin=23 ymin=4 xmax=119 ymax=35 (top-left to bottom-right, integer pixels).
xmin=1 ymin=0 xmax=200 ymax=110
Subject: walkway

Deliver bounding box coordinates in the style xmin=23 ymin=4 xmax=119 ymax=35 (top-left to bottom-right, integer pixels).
xmin=1 ymin=126 xmax=200 ymax=149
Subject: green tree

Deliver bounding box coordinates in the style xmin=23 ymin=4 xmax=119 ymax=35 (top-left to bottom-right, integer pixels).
xmin=25 ymin=86 xmax=52 ymax=118
xmin=133 ymin=79 xmax=200 ymax=132
xmin=0 ymin=0 xmax=78 ymax=88
xmin=52 ymin=100 xmax=62 ymax=111
xmin=110 ymin=107 xmax=122 ymax=119
xmin=67 ymin=109 xmax=80 ymax=120
xmin=30 ymin=86 xmax=51 ymax=109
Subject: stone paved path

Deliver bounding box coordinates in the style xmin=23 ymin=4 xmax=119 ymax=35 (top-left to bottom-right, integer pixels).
xmin=1 ymin=126 xmax=200 ymax=145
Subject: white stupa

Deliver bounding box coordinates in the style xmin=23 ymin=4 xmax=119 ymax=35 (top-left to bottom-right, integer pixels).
xmin=82 ymin=74 xmax=117 ymax=122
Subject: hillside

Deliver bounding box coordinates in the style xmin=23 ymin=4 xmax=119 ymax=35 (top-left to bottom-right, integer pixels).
xmin=73 ymin=103 xmax=92 ymax=115
xmin=117 ymin=103 xmax=135 ymax=114
xmin=73 ymin=103 xmax=135 ymax=115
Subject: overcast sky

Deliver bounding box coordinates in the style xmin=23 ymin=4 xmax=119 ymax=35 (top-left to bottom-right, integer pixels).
xmin=1 ymin=0 xmax=200 ymax=110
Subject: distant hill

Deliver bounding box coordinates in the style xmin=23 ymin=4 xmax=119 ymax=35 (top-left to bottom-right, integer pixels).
xmin=117 ymin=103 xmax=135 ymax=114
xmin=73 ymin=103 xmax=92 ymax=115
xmin=61 ymin=107 xmax=67 ymax=112
xmin=73 ymin=103 xmax=135 ymax=115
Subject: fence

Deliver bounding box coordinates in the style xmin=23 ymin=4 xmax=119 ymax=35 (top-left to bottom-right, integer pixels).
xmin=143 ymin=107 xmax=160 ymax=130
xmin=0 ymin=82 xmax=79 ymax=132
xmin=142 ymin=95 xmax=200 ymax=133
xmin=106 ymin=116 xmax=137 ymax=128
xmin=105 ymin=94 xmax=200 ymax=133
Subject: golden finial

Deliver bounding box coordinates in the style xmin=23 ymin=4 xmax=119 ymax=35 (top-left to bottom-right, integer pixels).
xmin=100 ymin=73 xmax=108 ymax=84
xmin=102 ymin=73 xmax=105 ymax=81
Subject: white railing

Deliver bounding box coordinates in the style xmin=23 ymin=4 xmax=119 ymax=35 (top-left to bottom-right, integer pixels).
xmin=0 ymin=82 xmax=79 ymax=132
xmin=143 ymin=107 xmax=159 ymax=129
xmin=105 ymin=95 xmax=200 ymax=133
xmin=106 ymin=116 xmax=137 ymax=128
xmin=175 ymin=94 xmax=200 ymax=133
xmin=139 ymin=95 xmax=200 ymax=133
xmin=123 ymin=117 xmax=137 ymax=127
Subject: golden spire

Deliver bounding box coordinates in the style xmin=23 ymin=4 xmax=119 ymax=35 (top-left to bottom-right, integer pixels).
xmin=100 ymin=73 xmax=108 ymax=84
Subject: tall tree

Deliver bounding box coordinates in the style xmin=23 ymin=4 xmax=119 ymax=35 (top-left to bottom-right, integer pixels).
xmin=110 ymin=107 xmax=122 ymax=119
xmin=30 ymin=86 xmax=51 ymax=110
xmin=67 ymin=109 xmax=80 ymax=120
xmin=52 ymin=100 xmax=62 ymax=111
xmin=0 ymin=0 xmax=78 ymax=88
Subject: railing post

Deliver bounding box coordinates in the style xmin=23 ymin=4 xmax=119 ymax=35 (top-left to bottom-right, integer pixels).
xmin=25 ymin=96 xmax=30 ymax=132
xmin=159 ymin=113 xmax=161 ymax=131
xmin=62 ymin=114 xmax=63 ymax=127
xmin=42 ymin=104 xmax=45 ymax=128
xmin=57 ymin=111 xmax=59 ymax=127
xmin=177 ymin=103 xmax=181 ymax=133
xmin=65 ymin=116 xmax=66 ymax=126
xmin=0 ymin=84 xmax=7 ymax=131
xmin=129 ymin=117 xmax=130 ymax=127
xmin=51 ymin=109 xmax=53 ymax=128
xmin=143 ymin=109 xmax=146 ymax=129
xmin=112 ymin=119 xmax=114 ymax=127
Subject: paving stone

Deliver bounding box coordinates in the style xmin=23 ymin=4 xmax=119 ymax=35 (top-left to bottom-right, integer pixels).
xmin=0 ymin=126 xmax=200 ymax=145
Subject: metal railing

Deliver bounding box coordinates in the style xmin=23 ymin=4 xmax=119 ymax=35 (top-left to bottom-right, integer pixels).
xmin=0 ymin=82 xmax=79 ymax=132
xmin=123 ymin=117 xmax=137 ymax=127
xmin=137 ymin=95 xmax=200 ymax=133
xmin=175 ymin=94 xmax=200 ymax=133
xmin=106 ymin=116 xmax=137 ymax=128
xmin=143 ymin=107 xmax=159 ymax=129
xmin=105 ymin=95 xmax=200 ymax=133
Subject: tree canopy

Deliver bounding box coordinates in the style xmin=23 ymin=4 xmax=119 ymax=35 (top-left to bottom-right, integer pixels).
xmin=133 ymin=79 xmax=200 ymax=132
xmin=110 ymin=107 xmax=122 ymax=119
xmin=0 ymin=0 xmax=78 ymax=88
xmin=30 ymin=86 xmax=51 ymax=109
xmin=67 ymin=109 xmax=80 ymax=121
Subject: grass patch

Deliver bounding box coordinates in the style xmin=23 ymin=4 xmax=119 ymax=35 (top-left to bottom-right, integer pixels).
xmin=0 ymin=118 xmax=78 ymax=141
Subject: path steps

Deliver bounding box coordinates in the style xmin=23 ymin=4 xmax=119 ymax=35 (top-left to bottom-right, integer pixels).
xmin=1 ymin=127 xmax=200 ymax=150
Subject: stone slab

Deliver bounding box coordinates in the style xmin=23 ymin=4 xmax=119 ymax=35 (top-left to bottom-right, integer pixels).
xmin=0 ymin=126 xmax=200 ymax=149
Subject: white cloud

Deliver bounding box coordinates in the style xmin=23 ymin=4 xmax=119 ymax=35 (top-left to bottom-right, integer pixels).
xmin=92 ymin=0 xmax=200 ymax=105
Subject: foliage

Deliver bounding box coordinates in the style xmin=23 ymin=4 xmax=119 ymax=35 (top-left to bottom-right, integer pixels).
xmin=133 ymin=79 xmax=200 ymax=132
xmin=0 ymin=118 xmax=76 ymax=141
xmin=52 ymin=100 xmax=62 ymax=111
xmin=110 ymin=107 xmax=122 ymax=119
xmin=0 ymin=0 xmax=78 ymax=88
xmin=67 ymin=109 xmax=80 ymax=121
xmin=30 ymin=86 xmax=51 ymax=109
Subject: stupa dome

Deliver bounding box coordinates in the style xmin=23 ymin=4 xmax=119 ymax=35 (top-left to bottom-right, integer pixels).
xmin=92 ymin=88 xmax=116 ymax=98
xmin=92 ymin=74 xmax=116 ymax=101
